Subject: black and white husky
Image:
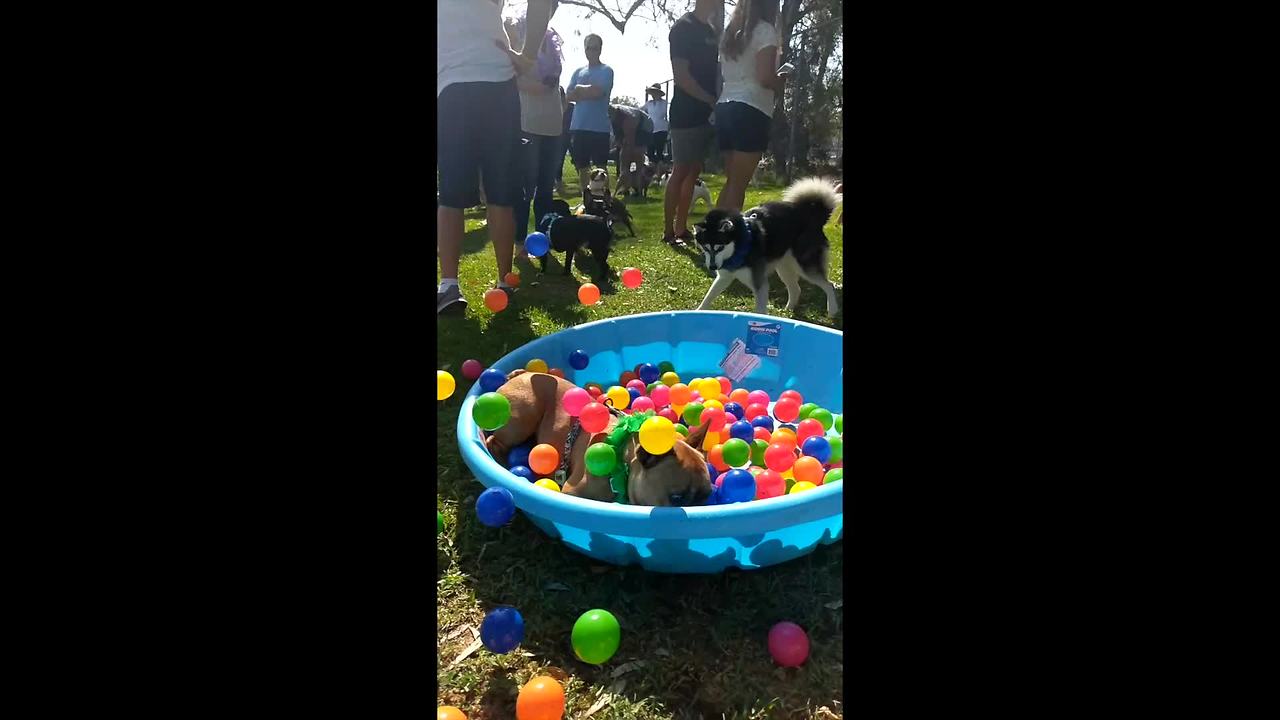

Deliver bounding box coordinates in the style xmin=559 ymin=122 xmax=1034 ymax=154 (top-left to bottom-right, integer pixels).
xmin=693 ymin=178 xmax=841 ymax=317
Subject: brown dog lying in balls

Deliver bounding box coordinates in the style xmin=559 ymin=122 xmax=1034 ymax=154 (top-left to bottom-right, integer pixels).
xmin=483 ymin=370 xmax=713 ymax=506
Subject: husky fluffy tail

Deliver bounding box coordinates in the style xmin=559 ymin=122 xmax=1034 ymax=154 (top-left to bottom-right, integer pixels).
xmin=782 ymin=177 xmax=843 ymax=229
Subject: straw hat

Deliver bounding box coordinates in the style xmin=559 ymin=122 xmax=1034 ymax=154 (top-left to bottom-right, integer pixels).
xmin=646 ymin=84 xmax=666 ymax=98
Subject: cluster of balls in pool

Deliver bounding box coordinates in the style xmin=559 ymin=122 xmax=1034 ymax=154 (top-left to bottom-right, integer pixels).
xmin=466 ymin=233 xmax=646 ymax=314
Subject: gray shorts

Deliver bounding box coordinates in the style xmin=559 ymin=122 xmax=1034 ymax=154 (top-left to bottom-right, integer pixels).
xmin=669 ymin=124 xmax=714 ymax=165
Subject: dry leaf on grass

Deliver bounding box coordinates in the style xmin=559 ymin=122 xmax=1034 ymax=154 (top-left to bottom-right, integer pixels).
xmin=610 ymin=660 xmax=646 ymax=679
xmin=584 ymin=692 xmax=613 ymax=717
xmin=448 ymin=637 xmax=483 ymax=668
xmin=824 ymin=599 xmax=843 ymax=610
xmin=543 ymin=582 xmax=571 ymax=592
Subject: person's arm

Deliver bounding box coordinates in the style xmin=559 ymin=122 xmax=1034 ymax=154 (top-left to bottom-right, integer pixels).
xmin=755 ymin=44 xmax=785 ymax=92
xmin=672 ymin=58 xmax=716 ymax=105
xmin=519 ymin=0 xmax=553 ymax=62
xmin=517 ymin=73 xmax=549 ymax=94
xmin=570 ymin=84 xmax=606 ymax=100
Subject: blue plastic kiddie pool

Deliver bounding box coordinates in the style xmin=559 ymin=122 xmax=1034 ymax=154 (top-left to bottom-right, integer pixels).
xmin=456 ymin=311 xmax=843 ymax=573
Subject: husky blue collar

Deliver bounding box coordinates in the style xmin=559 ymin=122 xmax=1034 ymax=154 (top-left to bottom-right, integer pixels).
xmin=721 ymin=216 xmax=754 ymax=270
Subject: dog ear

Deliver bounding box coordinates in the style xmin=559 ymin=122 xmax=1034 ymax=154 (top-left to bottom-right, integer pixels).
xmin=681 ymin=422 xmax=709 ymax=455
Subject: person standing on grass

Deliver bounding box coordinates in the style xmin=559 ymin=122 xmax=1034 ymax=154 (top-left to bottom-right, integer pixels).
xmin=643 ymin=84 xmax=670 ymax=164
xmin=608 ymin=104 xmax=653 ymax=196
xmin=565 ymin=34 xmax=614 ymax=201
xmin=505 ymin=6 xmax=566 ymax=250
xmin=714 ymin=0 xmax=787 ymax=212
xmin=663 ymin=0 xmax=720 ymax=248
xmin=437 ymin=0 xmax=553 ymax=315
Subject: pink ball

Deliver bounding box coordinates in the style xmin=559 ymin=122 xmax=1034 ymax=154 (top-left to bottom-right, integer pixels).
xmin=747 ymin=390 xmax=770 ymax=407
xmin=767 ymin=622 xmax=810 ymax=667
xmin=657 ymin=407 xmax=678 ymax=423
xmin=631 ymin=396 xmax=655 ymax=413
xmin=461 ymin=359 xmax=484 ymax=380
xmin=626 ymin=379 xmax=647 ymax=393
xmin=690 ymin=391 xmax=702 ymax=402
xmin=562 ymin=387 xmax=592 ymax=416
xmin=723 ymin=412 xmax=737 ymax=425
xmin=714 ymin=471 xmax=727 ymax=488
xmin=650 ymin=385 xmax=671 ymax=407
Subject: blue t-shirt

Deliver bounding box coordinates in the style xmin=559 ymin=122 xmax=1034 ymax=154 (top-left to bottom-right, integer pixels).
xmin=567 ymin=64 xmax=614 ymax=133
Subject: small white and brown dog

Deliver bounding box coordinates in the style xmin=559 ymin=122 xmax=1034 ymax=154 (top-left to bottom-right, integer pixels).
xmin=657 ymin=174 xmax=712 ymax=209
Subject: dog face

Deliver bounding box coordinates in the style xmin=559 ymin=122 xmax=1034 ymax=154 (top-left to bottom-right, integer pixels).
xmin=694 ymin=210 xmax=741 ymax=273
xmin=538 ymin=199 xmax=574 ymax=233
xmin=588 ymin=167 xmax=609 ymax=190
xmin=626 ymin=423 xmax=713 ymax=506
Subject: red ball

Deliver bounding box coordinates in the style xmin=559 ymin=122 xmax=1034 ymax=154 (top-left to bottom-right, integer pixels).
xmin=619 ymin=371 xmax=638 ymax=385
xmin=580 ymin=402 xmax=610 ymax=433
xmin=755 ymin=469 xmax=785 ymax=499
xmin=767 ymin=621 xmax=810 ymax=667
xmin=657 ymin=407 xmax=678 ymax=423
xmin=796 ymin=418 xmax=825 ymax=446
xmin=699 ymin=406 xmax=726 ymax=432
xmin=621 ymin=267 xmax=643 ymax=289
xmin=461 ymin=359 xmax=484 ymax=380
xmin=744 ymin=403 xmax=768 ymax=421
xmin=586 ymin=384 xmax=603 ymax=397
xmin=626 ymin=379 xmax=647 ymax=393
xmin=774 ymin=398 xmax=800 ymax=423
xmin=714 ymin=471 xmax=728 ymax=488
xmin=716 ymin=377 xmax=732 ymax=395
xmin=753 ymin=426 xmax=773 ymax=442
xmin=764 ymin=443 xmax=797 ymax=472
xmin=779 ymin=389 xmax=804 ymax=405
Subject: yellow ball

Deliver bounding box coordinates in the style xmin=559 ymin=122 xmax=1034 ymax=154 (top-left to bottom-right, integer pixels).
xmin=606 ymin=385 xmax=630 ymax=410
xmin=638 ymin=416 xmax=677 ymax=454
xmin=437 ymin=370 xmax=456 ymax=400
xmin=534 ymin=478 xmax=561 ymax=492
xmin=660 ymin=371 xmax=680 ymax=386
xmin=671 ymin=403 xmax=686 ymax=418
xmin=781 ymin=468 xmax=795 ymax=480
xmin=700 ymin=379 xmax=722 ymax=399
xmin=526 ymin=358 xmax=549 ymax=373
xmin=703 ymin=398 xmax=724 ymax=412
xmin=790 ymin=481 xmax=817 ymax=494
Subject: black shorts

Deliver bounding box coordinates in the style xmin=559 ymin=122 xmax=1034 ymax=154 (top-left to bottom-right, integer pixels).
xmin=714 ymin=101 xmax=772 ymax=154
xmin=570 ymin=130 xmax=611 ymax=168
xmin=438 ymin=79 xmax=521 ymax=208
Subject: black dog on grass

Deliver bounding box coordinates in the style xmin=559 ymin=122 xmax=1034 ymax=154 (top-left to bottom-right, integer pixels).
xmin=535 ymin=199 xmax=613 ymax=283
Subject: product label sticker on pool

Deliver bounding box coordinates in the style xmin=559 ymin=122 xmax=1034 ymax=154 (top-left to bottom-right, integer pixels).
xmin=746 ymin=321 xmax=782 ymax=357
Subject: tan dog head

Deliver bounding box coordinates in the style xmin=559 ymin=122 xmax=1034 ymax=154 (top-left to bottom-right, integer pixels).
xmin=625 ymin=422 xmax=713 ymax=507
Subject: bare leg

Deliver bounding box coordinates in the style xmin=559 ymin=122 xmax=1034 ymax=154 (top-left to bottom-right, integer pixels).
xmin=664 ymin=162 xmax=695 ymax=240
xmin=717 ymin=151 xmax=763 ymax=212
xmin=487 ymin=204 xmax=515 ymax=283
xmin=438 ymin=206 xmax=464 ymax=281
xmin=674 ymin=163 xmax=703 ymax=235
xmin=696 ymin=271 xmax=736 ymax=310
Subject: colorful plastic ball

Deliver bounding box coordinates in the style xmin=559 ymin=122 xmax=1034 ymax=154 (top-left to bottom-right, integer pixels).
xmin=756 ymin=469 xmax=786 ymax=499
xmin=706 ymin=462 xmax=718 ymax=481
xmin=437 ymin=370 xmax=456 ymax=400
xmin=746 ymin=390 xmax=770 ymax=407
xmin=708 ymin=445 xmax=729 ymax=472
xmin=526 ymin=358 xmax=549 ymax=374
xmin=578 ymin=283 xmax=601 ymax=305
xmin=772 ymin=427 xmax=797 ymax=447
xmin=824 ymin=468 xmax=843 ymax=484
xmin=834 ymin=414 xmax=843 ymax=434
xmin=699 ymin=406 xmax=726 ymax=432
xmin=657 ymin=407 xmax=678 ymax=423
xmin=548 ymin=368 xmax=564 ymax=378
xmin=723 ymin=402 xmax=745 ymax=421
xmin=534 ymin=478 xmax=561 ymax=492
xmin=669 ymin=383 xmax=692 ymax=406
xmin=796 ymin=419 xmax=825 ymax=446
xmin=728 ymin=420 xmax=755 ymax=443
xmin=702 ymin=398 xmax=724 ymax=413
xmin=585 ymin=384 xmax=603 ymax=397
xmin=568 ymin=349 xmax=590 ymax=370
xmin=528 ymin=444 xmax=559 ymax=475
xmin=682 ymin=402 xmax=705 ymax=426
xmin=637 ymin=363 xmax=659 ymax=384
xmin=789 ymin=480 xmax=817 ymax=494
xmin=809 ymin=407 xmax=834 ymax=431
xmin=605 ymin=385 xmax=630 ymax=410
xmin=721 ymin=438 xmax=751 ymax=468
xmin=672 ymin=423 xmax=688 ymax=437
xmin=479 ymin=368 xmax=507 ymax=393
xmin=660 ymin=371 xmax=681 ymax=386
xmin=472 ymin=392 xmax=511 ymax=430
xmin=774 ymin=398 xmax=800 ymax=423
xmin=723 ymin=412 xmax=738 ymax=426
xmin=619 ymin=371 xmax=638 ymax=386
xmin=801 ymin=436 xmax=832 ymax=464
xmin=629 ymin=395 xmax=654 ymax=413
xmin=476 ymin=487 xmax=515 ymax=527
xmin=571 ymin=609 xmax=621 ymax=665
xmin=768 ymin=621 xmax=810 ymax=667
xmin=579 ymin=402 xmax=610 ymax=433
xmin=525 ymin=231 xmax=550 ymax=257
xmin=703 ymin=379 xmax=725 ymax=400
xmin=729 ymin=388 xmax=751 ymax=405
xmin=620 ymin=267 xmax=643 ymax=289
xmin=480 ymin=605 xmax=524 ymax=653
xmin=797 ymin=402 xmax=819 ymax=421
xmin=714 ymin=376 xmax=731 ymax=395
xmin=503 ymin=271 xmax=521 ymax=288
xmin=649 ymin=384 xmax=670 ymax=407
xmin=562 ymin=387 xmax=592 ymax=416
xmin=750 ymin=415 xmax=775 ymax=432
xmin=753 ymin=427 xmax=773 ymax=443
xmin=751 ymin=438 xmax=769 ymax=467
xmin=827 ymin=436 xmax=843 ymax=464
xmin=626 ymin=387 xmax=642 ymax=406
xmin=484 ymin=288 xmax=509 ymax=312
xmin=438 ymin=707 xmax=467 ymax=720
xmin=625 ymin=379 xmax=647 ymax=394
xmin=764 ymin=443 xmax=797 ymax=472
xmin=585 ymin=443 xmax=617 ymax=475
xmin=461 ymin=359 xmax=484 ymax=380
xmin=744 ymin=403 xmax=768 ymax=421
xmin=510 ymin=465 xmax=534 ymax=481
xmin=658 ymin=360 xmax=675 ymax=374
xmin=508 ymin=443 xmax=533 ymax=468
xmin=516 ymin=675 xmax=565 ymax=720
xmin=793 ymin=456 xmax=824 ymax=484
xmin=720 ymin=468 xmax=756 ymax=503
xmin=638 ymin=416 xmax=677 ymax=454
xmin=437 ymin=511 xmax=444 ymax=536
xmin=779 ymin=389 xmax=804 ymax=405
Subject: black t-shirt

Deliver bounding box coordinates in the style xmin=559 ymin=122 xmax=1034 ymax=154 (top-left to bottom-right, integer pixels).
xmin=668 ymin=12 xmax=720 ymax=129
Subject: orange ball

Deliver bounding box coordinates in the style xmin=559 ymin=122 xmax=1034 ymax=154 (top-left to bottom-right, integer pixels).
xmin=516 ymin=675 xmax=565 ymax=720
xmin=484 ymin=288 xmax=508 ymax=312
xmin=729 ymin=388 xmax=750 ymax=405
xmin=438 ymin=708 xmax=467 ymax=720
xmin=669 ymin=383 xmax=691 ymax=406
xmin=504 ymin=272 xmax=521 ymax=287
xmin=773 ymin=427 xmax=797 ymax=448
xmin=548 ymin=368 xmax=565 ymax=378
xmin=578 ymin=283 xmax=600 ymax=305
xmin=528 ymin=444 xmax=560 ymax=475
xmin=708 ymin=444 xmax=729 ymax=472
xmin=793 ymin=456 xmax=824 ymax=484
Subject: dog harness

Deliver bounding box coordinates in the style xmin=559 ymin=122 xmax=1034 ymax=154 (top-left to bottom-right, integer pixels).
xmin=557 ymin=401 xmax=640 ymax=504
xmin=721 ymin=215 xmax=756 ymax=271
xmin=537 ymin=212 xmax=562 ymax=235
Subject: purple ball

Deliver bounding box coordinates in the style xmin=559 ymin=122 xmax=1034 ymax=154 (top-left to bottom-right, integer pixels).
xmin=729 ymin=420 xmax=755 ymax=442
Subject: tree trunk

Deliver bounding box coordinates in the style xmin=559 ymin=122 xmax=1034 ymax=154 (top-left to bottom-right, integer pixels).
xmin=774 ymin=0 xmax=804 ymax=181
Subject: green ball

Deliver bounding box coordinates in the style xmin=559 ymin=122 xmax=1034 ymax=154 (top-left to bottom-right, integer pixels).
xmin=658 ymin=361 xmax=675 ymax=374
xmin=797 ymin=403 xmax=819 ymax=421
xmin=472 ymin=392 xmax=511 ymax=431
xmin=834 ymin=414 xmax=842 ymax=434
xmin=750 ymin=439 xmax=769 ymax=467
xmin=572 ymin=609 xmax=621 ymax=664
xmin=682 ymin=402 xmax=705 ymax=426
xmin=827 ymin=436 xmax=843 ymax=464
xmin=585 ymin=443 xmax=617 ymax=476
xmin=824 ymin=468 xmax=843 ymax=484
xmin=646 ymin=382 xmax=658 ymax=394
xmin=721 ymin=438 xmax=751 ymax=468
xmin=810 ymin=408 xmax=834 ymax=431
xmin=437 ymin=511 xmax=444 ymax=536
xmin=673 ymin=423 xmax=689 ymax=437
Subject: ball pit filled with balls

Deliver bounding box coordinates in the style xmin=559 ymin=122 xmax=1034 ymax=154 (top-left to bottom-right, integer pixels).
xmin=456 ymin=311 xmax=842 ymax=573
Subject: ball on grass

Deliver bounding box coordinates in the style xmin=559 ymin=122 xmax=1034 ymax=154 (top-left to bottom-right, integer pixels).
xmin=437 ymin=370 xmax=456 ymax=401
xmin=476 ymin=487 xmax=515 ymax=527
xmin=578 ymin=283 xmax=601 ymax=305
xmin=516 ymin=675 xmax=565 ymax=720
xmin=438 ymin=707 xmax=467 ymax=720
xmin=768 ymin=621 xmax=810 ymax=667
xmin=480 ymin=606 xmax=524 ymax=653
xmin=572 ymin=609 xmax=621 ymax=665
xmin=461 ymin=359 xmax=484 ymax=380
xmin=621 ymin=267 xmax=643 ymax=288
xmin=483 ymin=288 xmax=508 ymax=312
xmin=503 ymin=271 xmax=521 ymax=288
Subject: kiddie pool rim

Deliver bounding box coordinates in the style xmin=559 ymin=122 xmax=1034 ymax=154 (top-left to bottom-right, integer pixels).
xmin=454 ymin=311 xmax=843 ymax=540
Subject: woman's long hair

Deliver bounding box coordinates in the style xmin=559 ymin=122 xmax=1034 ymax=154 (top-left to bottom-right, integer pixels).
xmin=507 ymin=14 xmax=564 ymax=84
xmin=721 ymin=0 xmax=780 ymax=61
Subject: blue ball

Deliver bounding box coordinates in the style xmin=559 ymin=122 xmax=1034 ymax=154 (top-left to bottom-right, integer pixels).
xmin=476 ymin=487 xmax=515 ymax=527
xmin=526 ymin=232 xmax=550 ymax=257
xmin=751 ymin=415 xmax=775 ymax=431
xmin=728 ymin=420 xmax=755 ymax=442
xmin=479 ymin=368 xmax=507 ymax=393
xmin=638 ymin=363 xmax=660 ymax=384
xmin=706 ymin=462 xmax=718 ymax=481
xmin=720 ymin=469 xmax=756 ymax=504
xmin=509 ymin=465 xmax=534 ymax=481
xmin=569 ymin=350 xmax=590 ymax=370
xmin=480 ymin=606 xmax=524 ymax=653
xmin=705 ymin=486 xmax=721 ymax=505
xmin=722 ymin=402 xmax=743 ymax=420
xmin=627 ymin=387 xmax=641 ymax=403
xmin=801 ymin=436 xmax=831 ymax=464
xmin=508 ymin=443 xmax=533 ymax=468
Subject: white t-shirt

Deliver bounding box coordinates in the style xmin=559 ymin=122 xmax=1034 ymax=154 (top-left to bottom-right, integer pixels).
xmin=644 ymin=99 xmax=670 ymax=132
xmin=718 ymin=19 xmax=780 ymax=117
xmin=437 ymin=0 xmax=515 ymax=97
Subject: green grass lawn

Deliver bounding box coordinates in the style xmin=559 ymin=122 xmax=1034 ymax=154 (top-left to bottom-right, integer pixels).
xmin=437 ymin=160 xmax=844 ymax=719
